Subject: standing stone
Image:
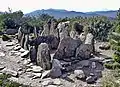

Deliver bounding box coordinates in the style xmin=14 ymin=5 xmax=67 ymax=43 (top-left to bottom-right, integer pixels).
xmin=70 ymin=30 xmax=76 ymax=39
xmin=34 ymin=26 xmax=38 ymax=38
xmin=85 ymin=33 xmax=95 ymax=52
xmin=37 ymin=43 xmax=51 ymax=70
xmin=50 ymin=21 xmax=59 ymax=38
xmin=59 ymin=26 xmax=69 ymax=41
xmin=30 ymin=46 xmax=37 ymax=63
xmin=20 ymin=34 xmax=25 ymax=48
xmin=24 ymin=34 xmax=29 ymax=50
xmin=41 ymin=24 xmax=50 ymax=36
xmin=53 ymin=37 xmax=81 ymax=60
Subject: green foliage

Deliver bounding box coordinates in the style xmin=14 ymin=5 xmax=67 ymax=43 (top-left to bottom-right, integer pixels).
xmin=0 ymin=73 xmax=29 ymax=87
xmin=113 ymin=54 xmax=120 ymax=63
xmin=104 ymin=62 xmax=120 ymax=69
xmin=102 ymin=69 xmax=120 ymax=87
xmin=110 ymin=8 xmax=120 ymax=63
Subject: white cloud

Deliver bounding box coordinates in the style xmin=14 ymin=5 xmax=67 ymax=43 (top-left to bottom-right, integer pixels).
xmin=0 ymin=0 xmax=119 ymax=13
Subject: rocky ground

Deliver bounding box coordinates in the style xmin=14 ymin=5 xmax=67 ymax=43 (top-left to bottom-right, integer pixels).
xmin=0 ymin=38 xmax=114 ymax=87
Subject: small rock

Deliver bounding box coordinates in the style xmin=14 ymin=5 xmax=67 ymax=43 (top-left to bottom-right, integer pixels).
xmin=41 ymin=70 xmax=51 ymax=79
xmin=42 ymin=80 xmax=53 ymax=86
xmin=26 ymin=69 xmax=32 ymax=72
xmin=6 ymin=42 xmax=15 ymax=46
xmin=47 ymin=85 xmax=57 ymax=87
xmin=92 ymin=62 xmax=96 ymax=68
xmin=86 ymin=76 xmax=97 ymax=83
xmin=2 ymin=68 xmax=18 ymax=77
xmin=14 ymin=46 xmax=21 ymax=51
xmin=19 ymin=48 xmax=26 ymax=53
xmin=21 ymin=50 xmax=29 ymax=58
xmin=0 ymin=52 xmax=5 ymax=57
xmin=31 ymin=66 xmax=42 ymax=73
xmin=23 ymin=60 xmax=30 ymax=65
xmin=74 ymin=70 xmax=85 ymax=79
xmin=32 ymin=73 xmax=42 ymax=77
xmin=0 ymin=65 xmax=5 ymax=70
xmin=53 ymin=79 xmax=61 ymax=85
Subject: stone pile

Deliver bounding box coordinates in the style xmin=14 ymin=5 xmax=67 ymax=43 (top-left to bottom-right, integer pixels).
xmin=1 ymin=20 xmax=105 ymax=86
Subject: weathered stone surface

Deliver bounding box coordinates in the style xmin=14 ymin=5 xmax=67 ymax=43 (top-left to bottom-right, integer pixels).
xmin=4 ymin=29 xmax=18 ymax=35
xmin=30 ymin=46 xmax=37 ymax=63
xmin=21 ymin=50 xmax=29 ymax=58
xmin=50 ymin=59 xmax=62 ymax=78
xmin=85 ymin=33 xmax=94 ymax=44
xmin=23 ymin=34 xmax=29 ymax=50
xmin=2 ymin=68 xmax=18 ymax=77
xmin=6 ymin=42 xmax=15 ymax=46
xmin=41 ymin=23 xmax=50 ymax=36
xmin=53 ymin=37 xmax=81 ymax=60
xmin=18 ymin=27 xmax=23 ymax=43
xmin=2 ymin=34 xmax=11 ymax=41
xmin=14 ymin=45 xmax=21 ymax=51
xmin=37 ymin=43 xmax=51 ymax=70
xmin=31 ymin=66 xmax=43 ymax=73
xmin=41 ymin=70 xmax=51 ymax=79
xmin=29 ymin=35 xmax=59 ymax=50
xmin=86 ymin=76 xmax=97 ymax=83
xmin=0 ymin=52 xmax=5 ymax=57
xmin=20 ymin=34 xmax=25 ymax=48
xmin=76 ymin=44 xmax=93 ymax=60
xmin=74 ymin=70 xmax=85 ymax=79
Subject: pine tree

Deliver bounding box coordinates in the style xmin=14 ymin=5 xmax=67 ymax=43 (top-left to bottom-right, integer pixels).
xmin=110 ymin=8 xmax=120 ymax=63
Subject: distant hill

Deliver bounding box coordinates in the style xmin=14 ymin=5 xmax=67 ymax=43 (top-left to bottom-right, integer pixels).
xmin=24 ymin=9 xmax=117 ymax=18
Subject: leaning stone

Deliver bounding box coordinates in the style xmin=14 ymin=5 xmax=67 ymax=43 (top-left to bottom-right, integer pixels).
xmin=21 ymin=50 xmax=29 ymax=58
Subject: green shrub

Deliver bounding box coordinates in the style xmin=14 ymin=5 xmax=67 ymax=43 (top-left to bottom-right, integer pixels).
xmin=113 ymin=53 xmax=120 ymax=63
xmin=104 ymin=62 xmax=120 ymax=69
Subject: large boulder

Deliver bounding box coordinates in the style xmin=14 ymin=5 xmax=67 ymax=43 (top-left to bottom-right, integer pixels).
xmin=29 ymin=35 xmax=59 ymax=50
xmin=75 ymin=44 xmax=93 ymax=60
xmin=53 ymin=37 xmax=81 ymax=60
xmin=37 ymin=43 xmax=51 ymax=70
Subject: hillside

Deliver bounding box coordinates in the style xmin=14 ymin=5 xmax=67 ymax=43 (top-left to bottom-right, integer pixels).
xmin=24 ymin=9 xmax=117 ymax=18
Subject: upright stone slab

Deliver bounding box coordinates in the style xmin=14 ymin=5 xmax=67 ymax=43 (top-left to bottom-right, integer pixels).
xmin=18 ymin=27 xmax=23 ymax=43
xmin=41 ymin=24 xmax=50 ymax=36
xmin=20 ymin=34 xmax=25 ymax=48
xmin=37 ymin=43 xmax=51 ymax=70
xmin=85 ymin=33 xmax=95 ymax=52
xmin=24 ymin=34 xmax=29 ymax=50
xmin=30 ymin=46 xmax=37 ymax=63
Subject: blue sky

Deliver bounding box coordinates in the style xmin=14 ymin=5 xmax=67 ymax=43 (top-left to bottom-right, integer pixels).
xmin=0 ymin=0 xmax=119 ymax=13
